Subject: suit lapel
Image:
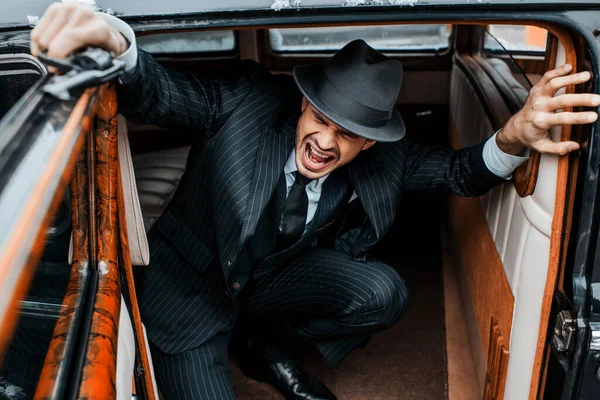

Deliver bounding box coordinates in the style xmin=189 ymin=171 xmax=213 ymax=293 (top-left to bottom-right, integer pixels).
xmin=346 ymin=145 xmax=403 ymax=255
xmin=308 ymin=168 xmax=352 ymax=232
xmin=238 ymin=117 xmax=297 ymax=252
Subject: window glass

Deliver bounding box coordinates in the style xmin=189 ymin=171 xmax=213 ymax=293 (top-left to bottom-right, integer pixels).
xmin=0 ymin=56 xmax=43 ymax=121
xmin=484 ymin=25 xmax=548 ymax=53
xmin=269 ymin=25 xmax=451 ymax=52
xmin=0 ymin=197 xmax=74 ymax=399
xmin=137 ymin=31 xmax=236 ymax=54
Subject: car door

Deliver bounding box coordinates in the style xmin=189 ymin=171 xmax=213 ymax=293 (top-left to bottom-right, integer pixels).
xmin=0 ymin=27 xmax=158 ymax=399
xmin=556 ymin=8 xmax=600 ymax=398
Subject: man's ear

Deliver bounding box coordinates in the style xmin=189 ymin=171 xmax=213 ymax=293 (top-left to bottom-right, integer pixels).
xmin=301 ymin=96 xmax=309 ymax=112
xmin=361 ymin=139 xmax=377 ymax=151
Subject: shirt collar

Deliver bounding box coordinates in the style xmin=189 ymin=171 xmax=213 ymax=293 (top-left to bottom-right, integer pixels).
xmin=285 ymin=148 xmax=329 ymax=189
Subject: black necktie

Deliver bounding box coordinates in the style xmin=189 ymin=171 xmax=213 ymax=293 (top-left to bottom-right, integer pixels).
xmin=280 ymin=171 xmax=312 ymax=245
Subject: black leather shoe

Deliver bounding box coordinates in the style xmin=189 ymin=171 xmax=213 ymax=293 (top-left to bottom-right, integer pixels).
xmin=239 ymin=345 xmax=337 ymax=400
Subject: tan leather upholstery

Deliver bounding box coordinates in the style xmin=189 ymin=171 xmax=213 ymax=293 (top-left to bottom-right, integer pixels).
xmin=132 ymin=146 xmax=190 ymax=231
xmin=477 ymin=57 xmax=530 ymax=113
xmin=450 ymin=56 xmax=559 ymax=400
xmin=118 ymin=116 xmax=150 ymax=266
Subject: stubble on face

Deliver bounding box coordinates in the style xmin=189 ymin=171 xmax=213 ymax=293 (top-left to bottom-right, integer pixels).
xmin=294 ymin=101 xmax=374 ymax=180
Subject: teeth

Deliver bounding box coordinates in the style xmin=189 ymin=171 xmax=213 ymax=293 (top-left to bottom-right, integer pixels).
xmin=306 ymin=146 xmax=326 ymax=165
xmin=311 ymin=146 xmax=329 ymax=158
xmin=309 ymin=144 xmax=331 ymax=160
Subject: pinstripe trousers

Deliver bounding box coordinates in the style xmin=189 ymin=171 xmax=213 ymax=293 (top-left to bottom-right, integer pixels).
xmin=149 ymin=248 xmax=409 ymax=399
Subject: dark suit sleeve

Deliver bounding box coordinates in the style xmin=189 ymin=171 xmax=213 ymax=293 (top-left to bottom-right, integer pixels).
xmin=116 ymin=48 xmax=261 ymax=136
xmin=403 ymin=138 xmax=506 ymax=196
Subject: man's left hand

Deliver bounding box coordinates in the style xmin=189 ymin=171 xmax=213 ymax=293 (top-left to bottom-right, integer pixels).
xmin=496 ymin=64 xmax=599 ymax=156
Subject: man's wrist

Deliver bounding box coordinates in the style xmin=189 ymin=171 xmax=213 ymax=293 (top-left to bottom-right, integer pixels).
xmin=97 ymin=12 xmax=138 ymax=73
xmin=496 ymin=116 xmax=527 ymax=156
xmin=483 ymin=131 xmax=530 ymax=179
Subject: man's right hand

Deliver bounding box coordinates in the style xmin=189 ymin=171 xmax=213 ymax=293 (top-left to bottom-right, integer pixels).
xmin=30 ymin=2 xmax=128 ymax=60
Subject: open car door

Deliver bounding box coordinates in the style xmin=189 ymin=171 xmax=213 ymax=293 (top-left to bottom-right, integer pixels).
xmin=0 ymin=45 xmax=157 ymax=399
xmin=560 ymin=35 xmax=600 ymax=399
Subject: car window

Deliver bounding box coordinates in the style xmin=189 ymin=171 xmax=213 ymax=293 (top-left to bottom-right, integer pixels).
xmin=137 ymin=30 xmax=236 ymax=55
xmin=484 ymin=25 xmax=548 ymax=53
xmin=0 ymin=55 xmax=44 ymax=121
xmin=269 ymin=24 xmax=451 ymax=52
xmin=0 ymin=76 xmax=95 ymax=398
xmin=0 ymin=199 xmax=73 ymax=399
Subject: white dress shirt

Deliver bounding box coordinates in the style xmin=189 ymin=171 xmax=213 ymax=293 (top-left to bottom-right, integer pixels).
xmin=280 ymin=149 xmax=329 ymax=230
xmin=102 ymin=13 xmax=531 ymax=226
xmin=483 ymin=132 xmax=530 ymax=178
xmin=99 ymin=13 xmax=138 ymax=74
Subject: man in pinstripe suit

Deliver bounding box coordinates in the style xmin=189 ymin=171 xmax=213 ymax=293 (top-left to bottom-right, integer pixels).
xmin=32 ymin=3 xmax=600 ymax=399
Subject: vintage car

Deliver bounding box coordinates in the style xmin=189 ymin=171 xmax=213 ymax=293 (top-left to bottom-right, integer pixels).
xmin=0 ymin=0 xmax=599 ymax=399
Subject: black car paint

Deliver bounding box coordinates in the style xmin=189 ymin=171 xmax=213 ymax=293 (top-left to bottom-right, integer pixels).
xmin=0 ymin=0 xmax=600 ymax=29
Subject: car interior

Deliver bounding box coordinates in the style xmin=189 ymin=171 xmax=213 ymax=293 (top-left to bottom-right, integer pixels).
xmin=0 ymin=19 xmax=590 ymax=400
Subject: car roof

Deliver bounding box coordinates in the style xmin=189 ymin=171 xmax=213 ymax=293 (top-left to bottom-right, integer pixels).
xmin=2 ymin=0 xmax=599 ymax=30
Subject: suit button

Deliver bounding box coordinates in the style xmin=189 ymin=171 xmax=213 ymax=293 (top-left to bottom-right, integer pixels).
xmin=232 ymin=282 xmax=240 ymax=290
xmin=226 ymin=261 xmax=232 ymax=267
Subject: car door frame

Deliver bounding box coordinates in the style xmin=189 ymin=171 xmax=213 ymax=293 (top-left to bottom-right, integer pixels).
xmin=0 ymin=48 xmax=157 ymax=398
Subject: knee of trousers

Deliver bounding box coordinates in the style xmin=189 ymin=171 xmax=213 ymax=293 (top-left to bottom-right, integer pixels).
xmin=359 ymin=263 xmax=410 ymax=328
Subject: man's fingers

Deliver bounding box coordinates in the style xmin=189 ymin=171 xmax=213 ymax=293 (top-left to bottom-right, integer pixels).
xmin=30 ymin=3 xmax=103 ymax=60
xmin=30 ymin=40 xmax=41 ymax=58
xmin=37 ymin=12 xmax=68 ymax=53
xmin=543 ymin=71 xmax=592 ymax=96
xmin=545 ymin=93 xmax=600 ymax=111
xmin=47 ymin=21 xmax=117 ymax=60
xmin=537 ymin=64 xmax=573 ymax=87
xmin=533 ymin=138 xmax=580 ymax=155
xmin=77 ymin=21 xmax=122 ymax=54
xmin=541 ymin=111 xmax=598 ymax=127
xmin=46 ymin=29 xmax=85 ymax=59
xmin=31 ymin=3 xmax=57 ymax=40
xmin=30 ymin=2 xmax=61 ymax=56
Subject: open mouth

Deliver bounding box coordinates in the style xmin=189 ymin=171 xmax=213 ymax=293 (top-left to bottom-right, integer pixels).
xmin=303 ymin=142 xmax=336 ymax=172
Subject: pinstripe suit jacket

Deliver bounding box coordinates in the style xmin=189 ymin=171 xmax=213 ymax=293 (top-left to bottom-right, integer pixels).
xmin=117 ymin=49 xmax=504 ymax=353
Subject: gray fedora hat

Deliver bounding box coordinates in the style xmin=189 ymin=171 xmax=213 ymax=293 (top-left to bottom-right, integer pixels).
xmin=293 ymin=39 xmax=405 ymax=143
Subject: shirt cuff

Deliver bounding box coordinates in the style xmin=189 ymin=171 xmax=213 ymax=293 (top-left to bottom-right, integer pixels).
xmin=96 ymin=13 xmax=138 ymax=74
xmin=483 ymin=131 xmax=530 ymax=179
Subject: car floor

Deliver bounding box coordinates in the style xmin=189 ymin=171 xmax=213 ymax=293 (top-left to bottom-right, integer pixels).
xmin=230 ymin=193 xmax=449 ymax=400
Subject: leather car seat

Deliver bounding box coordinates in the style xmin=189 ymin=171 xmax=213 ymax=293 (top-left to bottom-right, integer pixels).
xmin=131 ymin=145 xmax=190 ymax=232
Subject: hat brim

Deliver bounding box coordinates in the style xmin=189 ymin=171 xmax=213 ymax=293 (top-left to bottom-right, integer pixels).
xmin=293 ymin=64 xmax=405 ymax=143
